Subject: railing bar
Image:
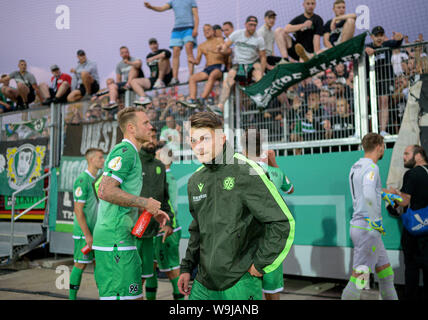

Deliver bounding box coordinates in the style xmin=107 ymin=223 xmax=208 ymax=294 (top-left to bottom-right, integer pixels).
xmin=14 ymin=196 xmax=48 ymax=221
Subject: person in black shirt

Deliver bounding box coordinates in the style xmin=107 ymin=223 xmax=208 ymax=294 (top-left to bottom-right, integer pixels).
xmin=274 ymin=0 xmax=323 ymax=62
xmin=387 ymin=145 xmax=428 ymax=300
xmin=331 ymin=97 xmax=355 ymax=138
xmin=323 ymin=0 xmax=356 ymax=49
xmin=365 ymin=26 xmax=403 ymax=137
xmin=146 ymin=38 xmax=173 ymax=89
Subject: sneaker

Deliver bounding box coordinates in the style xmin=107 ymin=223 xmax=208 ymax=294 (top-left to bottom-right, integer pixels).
xmin=102 ymin=102 xmax=119 ymax=110
xmin=178 ymin=99 xmax=198 ymax=109
xmin=295 ymin=44 xmax=310 ymax=62
xmin=153 ymin=79 xmax=165 ymax=89
xmin=380 ymin=131 xmax=391 ymax=137
xmin=134 ymin=96 xmax=152 ymax=106
xmin=42 ymin=98 xmax=53 ymax=106
xmin=207 ymin=105 xmax=223 ymax=117
xmin=170 ymin=78 xmax=179 ymax=86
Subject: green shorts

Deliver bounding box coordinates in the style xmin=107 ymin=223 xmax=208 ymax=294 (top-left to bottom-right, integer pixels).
xmin=136 ymin=237 xmax=155 ymax=278
xmin=189 ymin=272 xmax=262 ymax=300
xmin=94 ymin=248 xmax=143 ymax=300
xmin=73 ymin=238 xmax=94 ymax=264
xmin=154 ymin=229 xmax=181 ymax=272
xmin=262 ymin=263 xmax=284 ymax=294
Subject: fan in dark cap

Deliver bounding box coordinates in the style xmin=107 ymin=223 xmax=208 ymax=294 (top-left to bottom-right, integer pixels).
xmin=371 ymin=26 xmax=385 ymax=36
xmin=365 ymin=25 xmax=403 ymax=137
xmin=264 ymin=10 xmax=277 ymax=17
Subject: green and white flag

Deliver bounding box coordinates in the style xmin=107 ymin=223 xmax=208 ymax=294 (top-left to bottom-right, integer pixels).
xmin=241 ymin=33 xmax=367 ymax=108
xmin=24 ymin=117 xmax=47 ymax=133
xmin=5 ymin=117 xmax=47 ymax=137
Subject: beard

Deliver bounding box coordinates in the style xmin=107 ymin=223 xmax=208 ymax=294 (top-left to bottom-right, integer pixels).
xmin=142 ymin=144 xmax=157 ymax=154
xmin=404 ymin=157 xmax=416 ymax=169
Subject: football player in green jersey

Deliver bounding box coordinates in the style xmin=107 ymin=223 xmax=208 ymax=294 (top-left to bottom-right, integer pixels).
xmin=69 ymin=148 xmax=105 ymax=300
xmin=93 ymin=107 xmax=169 ymax=300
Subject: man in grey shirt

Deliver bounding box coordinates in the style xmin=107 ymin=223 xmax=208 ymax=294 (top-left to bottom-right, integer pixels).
xmin=257 ymin=10 xmax=285 ymax=70
xmin=105 ymin=46 xmax=144 ymax=109
xmin=342 ymin=133 xmax=398 ymax=300
xmin=1 ymin=59 xmax=44 ymax=109
xmin=67 ymin=50 xmax=100 ymax=102
xmin=212 ymin=16 xmax=266 ymax=116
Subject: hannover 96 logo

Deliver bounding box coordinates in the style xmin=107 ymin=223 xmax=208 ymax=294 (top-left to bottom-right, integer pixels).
xmin=223 ymin=177 xmax=235 ymax=191
xmin=6 ymin=143 xmax=46 ymax=190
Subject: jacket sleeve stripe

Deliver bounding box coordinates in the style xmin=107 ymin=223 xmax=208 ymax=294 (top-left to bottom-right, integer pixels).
xmin=234 ymin=153 xmax=295 ymax=274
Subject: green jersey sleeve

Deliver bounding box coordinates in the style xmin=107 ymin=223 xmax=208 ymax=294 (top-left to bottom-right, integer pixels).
xmin=73 ymin=175 xmax=89 ymax=203
xmin=103 ymin=145 xmax=137 ymax=184
xmin=281 ymin=173 xmax=293 ymax=194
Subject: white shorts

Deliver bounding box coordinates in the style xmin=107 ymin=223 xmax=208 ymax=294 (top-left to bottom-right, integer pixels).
xmin=350 ymin=224 xmax=390 ymax=273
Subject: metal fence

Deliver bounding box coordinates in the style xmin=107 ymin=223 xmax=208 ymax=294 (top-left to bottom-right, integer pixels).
xmin=367 ymin=41 xmax=428 ymax=141
xmin=234 ymin=59 xmax=361 ymax=156
xmin=232 ymin=40 xmax=428 ymax=155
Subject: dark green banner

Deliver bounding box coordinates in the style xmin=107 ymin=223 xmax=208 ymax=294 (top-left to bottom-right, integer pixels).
xmin=4 ymin=195 xmax=46 ymax=210
xmin=241 ymin=33 xmax=367 ymax=108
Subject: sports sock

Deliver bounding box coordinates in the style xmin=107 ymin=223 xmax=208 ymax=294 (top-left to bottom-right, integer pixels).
xmin=69 ymin=266 xmax=84 ymax=300
xmin=377 ymin=267 xmax=398 ymax=300
xmin=145 ymin=272 xmax=158 ymax=300
xmin=341 ymin=276 xmax=362 ymax=300
xmin=170 ymin=276 xmax=184 ymax=300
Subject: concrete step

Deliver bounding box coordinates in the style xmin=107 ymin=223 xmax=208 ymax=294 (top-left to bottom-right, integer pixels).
xmin=0 ymin=233 xmax=30 ymax=245
xmin=0 ymin=222 xmax=42 ymax=235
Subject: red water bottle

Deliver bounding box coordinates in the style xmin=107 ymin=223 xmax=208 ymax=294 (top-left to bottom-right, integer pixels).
xmin=81 ymin=244 xmax=91 ymax=255
xmin=132 ymin=210 xmax=153 ymax=238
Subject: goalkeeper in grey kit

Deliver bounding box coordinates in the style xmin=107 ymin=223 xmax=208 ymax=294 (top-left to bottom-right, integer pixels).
xmin=342 ymin=133 xmax=398 ymax=300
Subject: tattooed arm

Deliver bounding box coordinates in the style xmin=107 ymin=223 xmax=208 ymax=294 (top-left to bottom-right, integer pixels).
xmin=98 ymin=175 xmax=169 ymax=226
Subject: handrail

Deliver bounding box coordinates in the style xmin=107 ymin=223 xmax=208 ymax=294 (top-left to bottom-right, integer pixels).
xmin=372 ymin=40 xmax=428 ymax=53
xmin=9 ymin=170 xmax=52 ymax=260
xmin=0 ymin=104 xmax=51 ymax=119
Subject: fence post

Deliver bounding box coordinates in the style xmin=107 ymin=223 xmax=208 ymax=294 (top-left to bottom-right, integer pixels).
xmin=368 ymin=54 xmax=379 ymax=133
xmin=223 ymin=73 xmax=233 ymax=144
xmin=357 ymin=55 xmax=369 ymax=138
xmin=234 ymin=86 xmax=241 ymax=152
